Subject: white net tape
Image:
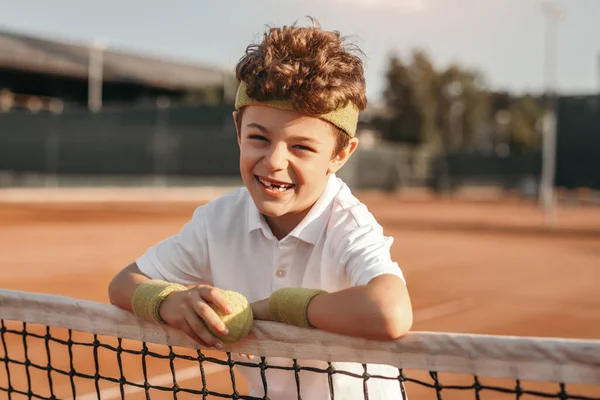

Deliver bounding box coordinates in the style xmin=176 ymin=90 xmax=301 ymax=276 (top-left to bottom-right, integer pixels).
xmin=1 ymin=289 xmax=599 ymax=386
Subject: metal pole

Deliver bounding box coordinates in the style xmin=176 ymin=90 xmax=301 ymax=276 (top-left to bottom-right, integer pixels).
xmin=88 ymin=39 xmax=108 ymax=113
xmin=598 ymin=52 xmax=600 ymax=94
xmin=539 ymin=1 xmax=563 ymax=226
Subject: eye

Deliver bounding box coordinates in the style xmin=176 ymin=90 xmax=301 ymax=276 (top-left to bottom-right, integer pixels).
xmin=293 ymin=144 xmax=315 ymax=152
xmin=249 ymin=135 xmax=269 ymax=142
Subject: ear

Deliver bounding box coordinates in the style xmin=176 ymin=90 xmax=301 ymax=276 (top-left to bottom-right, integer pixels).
xmin=328 ymin=137 xmax=359 ymax=174
xmin=232 ymin=111 xmax=241 ymax=147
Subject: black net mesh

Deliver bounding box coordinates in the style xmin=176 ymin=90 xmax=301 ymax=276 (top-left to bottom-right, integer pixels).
xmin=1 ymin=320 xmax=599 ymax=400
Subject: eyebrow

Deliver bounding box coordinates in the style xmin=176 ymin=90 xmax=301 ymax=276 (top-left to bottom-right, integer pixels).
xmin=245 ymin=123 xmax=321 ymax=144
xmin=293 ymin=135 xmax=321 ymax=145
xmin=246 ymin=122 xmax=269 ymax=133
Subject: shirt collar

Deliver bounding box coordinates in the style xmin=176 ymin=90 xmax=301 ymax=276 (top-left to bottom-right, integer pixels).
xmin=246 ymin=174 xmax=342 ymax=244
xmin=247 ymin=192 xmax=273 ymax=238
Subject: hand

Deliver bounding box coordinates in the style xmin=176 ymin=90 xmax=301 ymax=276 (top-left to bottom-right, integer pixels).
xmin=250 ymin=298 xmax=271 ymax=321
xmin=159 ymin=284 xmax=233 ymax=350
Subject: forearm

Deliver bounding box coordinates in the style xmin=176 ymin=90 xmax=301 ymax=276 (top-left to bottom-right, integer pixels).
xmin=108 ymin=263 xmax=210 ymax=313
xmin=108 ymin=262 xmax=151 ymax=312
xmin=306 ymin=275 xmax=413 ymax=341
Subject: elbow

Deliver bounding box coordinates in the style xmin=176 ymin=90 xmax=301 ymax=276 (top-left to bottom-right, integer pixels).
xmin=107 ymin=269 xmax=130 ymax=308
xmin=388 ymin=306 xmax=413 ymax=340
xmin=366 ymin=276 xmax=413 ymax=340
xmin=107 ymin=276 xmax=119 ymax=306
xmin=378 ymin=304 xmax=413 ymax=341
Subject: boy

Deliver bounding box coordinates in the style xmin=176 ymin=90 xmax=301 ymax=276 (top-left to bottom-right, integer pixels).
xmin=109 ymin=20 xmax=413 ymax=399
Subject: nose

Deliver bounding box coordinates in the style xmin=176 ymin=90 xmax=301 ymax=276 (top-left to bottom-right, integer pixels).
xmin=263 ymin=143 xmax=289 ymax=171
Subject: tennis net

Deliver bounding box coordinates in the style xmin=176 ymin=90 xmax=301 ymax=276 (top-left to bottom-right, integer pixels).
xmin=1 ymin=289 xmax=599 ymax=400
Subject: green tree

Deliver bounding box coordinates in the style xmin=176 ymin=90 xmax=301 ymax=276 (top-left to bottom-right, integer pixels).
xmin=409 ymin=50 xmax=440 ymax=149
xmin=487 ymin=91 xmax=544 ymax=153
xmin=434 ymin=65 xmax=488 ymax=152
xmin=376 ymin=51 xmax=543 ymax=154
xmin=373 ymin=55 xmax=423 ymax=145
xmin=508 ymin=95 xmax=544 ymax=152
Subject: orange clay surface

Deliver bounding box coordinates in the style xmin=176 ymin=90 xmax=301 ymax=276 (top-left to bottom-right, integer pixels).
xmin=1 ymin=191 xmax=599 ymax=399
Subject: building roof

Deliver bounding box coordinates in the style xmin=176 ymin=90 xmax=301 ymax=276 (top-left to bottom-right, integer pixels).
xmin=0 ymin=27 xmax=230 ymax=90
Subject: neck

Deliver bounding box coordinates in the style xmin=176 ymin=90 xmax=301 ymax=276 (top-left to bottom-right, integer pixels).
xmin=264 ymin=207 xmax=312 ymax=241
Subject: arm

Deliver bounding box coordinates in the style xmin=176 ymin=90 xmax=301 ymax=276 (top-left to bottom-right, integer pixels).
xmin=306 ymin=274 xmax=412 ymax=340
xmin=108 ymin=262 xmax=232 ymax=349
xmin=251 ymin=274 xmax=412 ymax=341
xmin=314 ymin=212 xmax=413 ymax=340
xmin=108 ymin=262 xmax=153 ymax=313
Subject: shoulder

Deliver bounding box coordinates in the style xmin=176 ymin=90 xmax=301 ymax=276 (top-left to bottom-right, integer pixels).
xmin=322 ymin=178 xmax=393 ymax=260
xmin=323 ymin=178 xmax=402 ymax=287
xmin=327 ymin=178 xmax=384 ymax=235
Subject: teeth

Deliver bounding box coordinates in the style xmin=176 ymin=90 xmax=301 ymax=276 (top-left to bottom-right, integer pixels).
xmin=258 ymin=177 xmax=292 ymax=190
xmin=258 ymin=177 xmax=271 ymax=187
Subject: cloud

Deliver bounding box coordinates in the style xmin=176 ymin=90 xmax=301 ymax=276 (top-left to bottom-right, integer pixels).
xmin=333 ymin=0 xmax=427 ymax=12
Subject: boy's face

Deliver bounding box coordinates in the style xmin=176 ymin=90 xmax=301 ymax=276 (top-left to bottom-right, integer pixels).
xmin=235 ymin=105 xmax=357 ymax=231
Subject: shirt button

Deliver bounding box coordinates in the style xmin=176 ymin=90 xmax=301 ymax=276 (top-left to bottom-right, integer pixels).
xmin=276 ymin=269 xmax=286 ymax=278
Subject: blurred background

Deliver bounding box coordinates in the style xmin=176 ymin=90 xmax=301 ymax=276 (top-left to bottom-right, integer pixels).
xmin=0 ymin=0 xmax=599 ymax=335
xmin=0 ymin=0 xmax=598 ymax=205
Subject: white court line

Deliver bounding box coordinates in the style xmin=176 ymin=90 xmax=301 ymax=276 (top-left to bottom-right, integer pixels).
xmin=413 ymin=297 xmax=476 ymax=323
xmin=74 ymin=363 xmax=226 ymax=400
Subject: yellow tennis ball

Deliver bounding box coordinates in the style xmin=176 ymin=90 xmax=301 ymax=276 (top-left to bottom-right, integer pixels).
xmin=207 ymin=290 xmax=254 ymax=343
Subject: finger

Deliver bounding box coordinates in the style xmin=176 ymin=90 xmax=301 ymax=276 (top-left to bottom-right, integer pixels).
xmin=199 ymin=286 xmax=233 ymax=315
xmin=191 ymin=300 xmax=230 ymax=337
xmin=187 ymin=290 xmax=229 ymax=335
xmin=177 ymin=317 xmax=209 ymax=347
xmin=181 ymin=323 xmax=210 ymax=348
xmin=184 ymin=310 xmax=224 ymax=350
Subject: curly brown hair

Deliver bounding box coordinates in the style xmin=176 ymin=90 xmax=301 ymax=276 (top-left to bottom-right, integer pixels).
xmin=235 ymin=19 xmax=367 ymax=117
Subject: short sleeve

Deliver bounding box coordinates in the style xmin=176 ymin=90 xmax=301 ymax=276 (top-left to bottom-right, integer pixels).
xmin=136 ymin=206 xmax=212 ymax=285
xmin=329 ymin=206 xmax=405 ymax=287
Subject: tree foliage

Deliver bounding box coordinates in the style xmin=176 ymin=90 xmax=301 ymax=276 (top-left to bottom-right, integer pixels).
xmin=375 ymin=51 xmax=545 ymax=154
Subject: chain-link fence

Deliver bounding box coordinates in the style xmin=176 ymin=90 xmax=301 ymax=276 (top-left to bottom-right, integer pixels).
xmin=0 ymin=103 xmax=240 ymax=187
xmin=1 ymin=96 xmax=598 ymax=196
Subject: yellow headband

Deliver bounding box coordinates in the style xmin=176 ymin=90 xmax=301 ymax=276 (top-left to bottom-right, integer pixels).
xmin=234 ymin=81 xmax=360 ymax=137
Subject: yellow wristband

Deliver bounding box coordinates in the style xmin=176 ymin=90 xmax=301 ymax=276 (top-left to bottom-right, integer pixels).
xmin=132 ymin=280 xmax=187 ymax=324
xmin=268 ymin=288 xmax=327 ymax=328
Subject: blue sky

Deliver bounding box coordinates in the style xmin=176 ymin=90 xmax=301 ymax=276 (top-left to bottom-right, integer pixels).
xmin=0 ymin=0 xmax=598 ymax=102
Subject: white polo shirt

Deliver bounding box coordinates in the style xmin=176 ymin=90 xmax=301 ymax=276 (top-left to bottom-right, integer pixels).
xmin=137 ymin=174 xmax=406 ymax=400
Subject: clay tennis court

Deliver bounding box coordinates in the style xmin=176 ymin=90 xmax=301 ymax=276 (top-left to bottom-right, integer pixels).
xmin=1 ymin=189 xmax=599 ymax=399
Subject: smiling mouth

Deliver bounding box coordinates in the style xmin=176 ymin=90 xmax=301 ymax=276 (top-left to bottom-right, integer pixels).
xmin=255 ymin=175 xmax=295 ymax=192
